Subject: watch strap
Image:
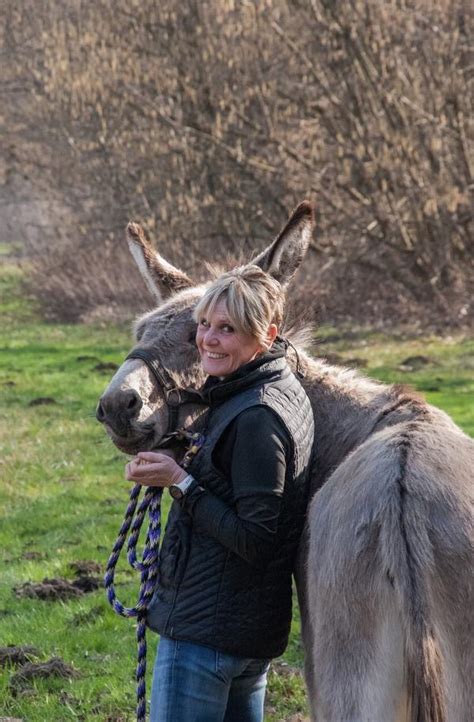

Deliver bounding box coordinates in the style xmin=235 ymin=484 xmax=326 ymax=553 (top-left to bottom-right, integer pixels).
xmin=169 ymin=473 xmax=195 ymax=499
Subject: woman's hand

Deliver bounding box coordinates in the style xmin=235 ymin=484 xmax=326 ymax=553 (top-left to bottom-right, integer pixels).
xmin=125 ymin=451 xmax=188 ymax=487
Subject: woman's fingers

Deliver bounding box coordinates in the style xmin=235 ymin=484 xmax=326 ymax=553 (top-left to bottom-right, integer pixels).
xmin=129 ymin=462 xmax=161 ymax=478
xmin=124 ymin=455 xmax=174 ymax=487
xmin=124 ymin=452 xmax=186 ymax=487
xmin=136 ymin=451 xmax=166 ymax=463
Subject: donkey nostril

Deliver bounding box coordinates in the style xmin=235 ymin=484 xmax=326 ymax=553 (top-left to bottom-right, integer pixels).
xmin=96 ymin=401 xmax=106 ymax=423
xmin=127 ymin=394 xmax=139 ymax=410
xmin=125 ymin=390 xmax=142 ymax=418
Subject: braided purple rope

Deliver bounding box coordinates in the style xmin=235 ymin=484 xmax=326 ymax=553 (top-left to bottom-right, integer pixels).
xmin=104 ymin=483 xmax=162 ymax=722
xmin=104 ymin=432 xmax=204 ymax=721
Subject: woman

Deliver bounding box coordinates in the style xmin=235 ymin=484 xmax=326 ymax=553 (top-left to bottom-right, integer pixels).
xmin=125 ymin=265 xmax=314 ymax=722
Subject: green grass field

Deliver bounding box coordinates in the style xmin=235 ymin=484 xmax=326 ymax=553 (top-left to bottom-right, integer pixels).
xmin=1 ymin=262 xmax=472 ymax=721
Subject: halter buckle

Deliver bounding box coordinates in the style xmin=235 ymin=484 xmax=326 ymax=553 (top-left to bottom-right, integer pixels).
xmin=165 ymin=387 xmax=182 ymax=406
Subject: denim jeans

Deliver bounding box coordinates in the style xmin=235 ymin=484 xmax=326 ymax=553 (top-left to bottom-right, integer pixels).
xmin=149 ymin=637 xmax=271 ymax=722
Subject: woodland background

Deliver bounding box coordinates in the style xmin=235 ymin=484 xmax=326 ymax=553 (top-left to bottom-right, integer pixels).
xmin=1 ymin=0 xmax=473 ymax=329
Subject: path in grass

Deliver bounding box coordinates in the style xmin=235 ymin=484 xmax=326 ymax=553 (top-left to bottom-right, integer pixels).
xmin=1 ymin=263 xmax=472 ymax=720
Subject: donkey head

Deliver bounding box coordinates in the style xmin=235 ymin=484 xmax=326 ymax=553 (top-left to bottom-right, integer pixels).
xmin=96 ymin=202 xmax=314 ymax=454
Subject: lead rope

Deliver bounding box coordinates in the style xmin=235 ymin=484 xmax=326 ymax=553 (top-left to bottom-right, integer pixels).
xmin=104 ymin=430 xmax=205 ymax=722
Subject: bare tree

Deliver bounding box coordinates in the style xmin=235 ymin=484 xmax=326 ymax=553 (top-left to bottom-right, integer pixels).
xmin=2 ymin=0 xmax=472 ymax=326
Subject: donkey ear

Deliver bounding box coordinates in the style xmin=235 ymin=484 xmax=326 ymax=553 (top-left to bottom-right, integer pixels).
xmin=252 ymin=201 xmax=315 ymax=285
xmin=126 ymin=222 xmax=193 ymax=301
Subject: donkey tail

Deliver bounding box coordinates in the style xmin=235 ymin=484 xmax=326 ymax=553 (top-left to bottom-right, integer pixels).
xmin=384 ymin=435 xmax=446 ymax=722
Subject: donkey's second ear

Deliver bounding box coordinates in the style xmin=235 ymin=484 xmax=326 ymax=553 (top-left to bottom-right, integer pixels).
xmin=252 ymin=201 xmax=314 ymax=285
xmin=126 ymin=222 xmax=193 ymax=302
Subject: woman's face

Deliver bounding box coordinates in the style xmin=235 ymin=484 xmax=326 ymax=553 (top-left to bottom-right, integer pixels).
xmin=196 ymin=299 xmax=264 ymax=377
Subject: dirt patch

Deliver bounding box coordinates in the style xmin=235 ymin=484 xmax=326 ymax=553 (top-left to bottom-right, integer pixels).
xmin=76 ymin=355 xmax=100 ymax=362
xmin=9 ymin=657 xmax=79 ymax=694
xmin=72 ymin=575 xmax=102 ymax=593
xmin=27 ymin=397 xmax=57 ymax=407
xmin=0 ymin=646 xmax=39 ymax=668
xmin=399 ymin=355 xmax=434 ymax=371
xmin=93 ymin=362 xmax=119 ymax=372
xmin=323 ymin=353 xmax=367 ymax=368
xmin=15 ymin=578 xmax=83 ymax=601
xmin=69 ymin=560 xmax=102 ymax=576
xmin=22 ymin=551 xmax=43 ymax=561
xmin=14 ymin=575 xmax=101 ymax=601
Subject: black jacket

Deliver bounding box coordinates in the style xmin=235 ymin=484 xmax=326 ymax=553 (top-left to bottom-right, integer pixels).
xmin=146 ymin=348 xmax=314 ymax=658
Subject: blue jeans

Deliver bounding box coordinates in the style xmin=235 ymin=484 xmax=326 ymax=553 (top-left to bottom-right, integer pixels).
xmin=149 ymin=637 xmax=271 ymax=722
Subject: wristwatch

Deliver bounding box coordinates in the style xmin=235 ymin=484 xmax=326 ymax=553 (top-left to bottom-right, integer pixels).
xmin=169 ymin=474 xmax=196 ymax=500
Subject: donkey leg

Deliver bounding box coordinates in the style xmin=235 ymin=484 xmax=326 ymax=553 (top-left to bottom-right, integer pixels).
xmin=306 ymin=520 xmax=407 ymax=722
xmin=294 ymin=530 xmax=319 ymax=712
xmin=304 ymin=432 xmax=418 ymax=722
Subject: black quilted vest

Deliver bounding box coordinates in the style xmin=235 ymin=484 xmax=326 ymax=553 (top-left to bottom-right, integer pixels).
xmin=146 ymin=355 xmax=314 ymax=659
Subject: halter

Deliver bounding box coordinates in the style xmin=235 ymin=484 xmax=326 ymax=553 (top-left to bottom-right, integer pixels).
xmin=125 ymin=347 xmax=206 ymax=436
xmin=104 ymin=347 xmax=206 ymax=722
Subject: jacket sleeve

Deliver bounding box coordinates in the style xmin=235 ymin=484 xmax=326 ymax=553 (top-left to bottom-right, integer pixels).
xmin=180 ymin=406 xmax=290 ymax=569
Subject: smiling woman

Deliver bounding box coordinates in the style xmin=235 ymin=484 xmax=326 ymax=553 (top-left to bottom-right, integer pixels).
xmin=194 ymin=265 xmax=281 ymax=377
xmin=124 ymin=263 xmax=315 ymax=722
xmin=196 ymin=301 xmax=265 ymax=377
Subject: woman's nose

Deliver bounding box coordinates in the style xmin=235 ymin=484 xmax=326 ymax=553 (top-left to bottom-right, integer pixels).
xmin=204 ymin=328 xmax=218 ymax=345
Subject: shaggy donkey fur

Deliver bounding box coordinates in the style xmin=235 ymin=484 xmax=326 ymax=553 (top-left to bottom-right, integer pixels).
xmin=97 ymin=202 xmax=473 ymax=722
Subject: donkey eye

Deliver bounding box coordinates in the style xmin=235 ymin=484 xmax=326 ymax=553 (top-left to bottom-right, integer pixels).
xmin=135 ymin=324 xmax=145 ymax=342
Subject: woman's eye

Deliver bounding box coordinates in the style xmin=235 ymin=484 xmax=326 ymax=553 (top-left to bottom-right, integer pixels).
xmin=222 ymin=325 xmax=234 ymax=333
xmin=199 ymin=319 xmax=209 ymax=327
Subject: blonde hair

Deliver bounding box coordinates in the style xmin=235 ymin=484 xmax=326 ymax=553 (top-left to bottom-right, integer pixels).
xmin=193 ymin=265 xmax=285 ymax=347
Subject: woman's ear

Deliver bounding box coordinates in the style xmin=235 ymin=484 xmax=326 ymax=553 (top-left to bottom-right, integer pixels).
xmin=266 ymin=324 xmax=278 ymax=348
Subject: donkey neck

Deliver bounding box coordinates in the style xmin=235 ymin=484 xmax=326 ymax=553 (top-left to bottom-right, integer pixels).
xmin=296 ymin=352 xmax=390 ymax=494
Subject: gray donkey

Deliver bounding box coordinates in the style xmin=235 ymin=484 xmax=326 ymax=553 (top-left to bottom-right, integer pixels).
xmin=97 ymin=202 xmax=473 ymax=722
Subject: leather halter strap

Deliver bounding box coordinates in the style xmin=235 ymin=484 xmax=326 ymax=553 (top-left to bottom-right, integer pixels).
xmin=125 ymin=348 xmax=205 ymax=435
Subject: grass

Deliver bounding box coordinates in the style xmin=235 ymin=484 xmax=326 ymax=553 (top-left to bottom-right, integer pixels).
xmin=0 ymin=262 xmax=472 ymax=721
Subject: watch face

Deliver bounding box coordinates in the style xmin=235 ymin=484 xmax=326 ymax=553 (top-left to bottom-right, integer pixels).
xmin=169 ymin=485 xmax=184 ymax=500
